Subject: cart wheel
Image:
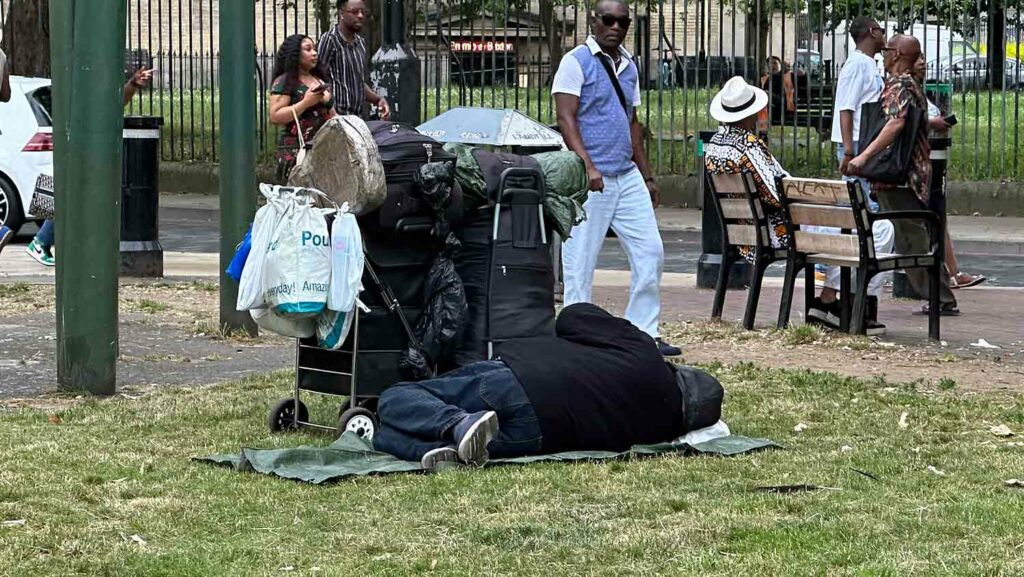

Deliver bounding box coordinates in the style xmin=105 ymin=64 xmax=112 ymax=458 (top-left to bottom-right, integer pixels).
xmin=267 ymin=398 xmax=309 ymax=433
xmin=337 ymin=407 xmax=378 ymax=440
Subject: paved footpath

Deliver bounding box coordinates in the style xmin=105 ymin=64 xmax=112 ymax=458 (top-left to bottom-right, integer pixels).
xmin=1 ymin=195 xmax=1021 ymax=398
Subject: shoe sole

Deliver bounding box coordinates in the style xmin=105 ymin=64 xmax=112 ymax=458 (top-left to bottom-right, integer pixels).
xmin=26 ymin=247 xmax=55 ymax=267
xmin=420 ymin=447 xmax=460 ymax=471
xmin=457 ymin=411 xmax=498 ymax=466
xmin=950 ymin=277 xmax=986 ymax=289
xmin=807 ymin=308 xmax=841 ymax=330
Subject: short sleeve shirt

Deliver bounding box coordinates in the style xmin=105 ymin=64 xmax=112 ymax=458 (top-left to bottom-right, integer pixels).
xmin=830 ymin=51 xmax=883 ymax=143
xmin=551 ymin=39 xmax=642 ymax=107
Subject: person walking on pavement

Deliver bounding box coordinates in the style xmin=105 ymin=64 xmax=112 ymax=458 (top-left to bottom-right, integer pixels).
xmin=317 ymin=0 xmax=391 ymax=120
xmin=269 ymin=34 xmax=334 ymax=181
xmin=23 ymin=64 xmax=154 ymax=267
xmin=806 ymin=16 xmax=895 ymax=334
xmin=552 ymin=0 xmax=680 ymax=357
xmin=848 ymin=35 xmax=959 ymax=316
xmin=911 ymin=54 xmax=985 ymax=290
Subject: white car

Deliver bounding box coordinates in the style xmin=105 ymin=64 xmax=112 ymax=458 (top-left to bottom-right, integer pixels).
xmin=0 ymin=76 xmax=53 ymax=233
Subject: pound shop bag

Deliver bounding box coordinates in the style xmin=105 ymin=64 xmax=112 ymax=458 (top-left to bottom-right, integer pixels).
xmin=261 ymin=187 xmax=333 ymax=318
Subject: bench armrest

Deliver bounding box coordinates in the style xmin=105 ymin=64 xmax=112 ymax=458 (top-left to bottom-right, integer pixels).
xmin=871 ymin=209 xmax=941 ymax=227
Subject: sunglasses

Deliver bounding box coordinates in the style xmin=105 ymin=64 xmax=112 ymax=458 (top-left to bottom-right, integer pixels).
xmin=342 ymin=8 xmax=367 ymax=16
xmin=596 ymin=13 xmax=631 ymax=29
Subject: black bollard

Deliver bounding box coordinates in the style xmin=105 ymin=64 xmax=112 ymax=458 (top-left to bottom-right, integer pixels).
xmin=120 ymin=116 xmax=164 ymax=277
xmin=696 ymin=130 xmax=751 ymax=289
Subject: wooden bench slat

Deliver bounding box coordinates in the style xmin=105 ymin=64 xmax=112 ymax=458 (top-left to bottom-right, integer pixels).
xmin=782 ymin=178 xmax=848 ymax=204
xmin=726 ymin=224 xmax=760 ymax=247
xmin=719 ymin=198 xmax=760 ymax=220
xmin=794 ymin=231 xmax=859 ymax=257
xmin=789 ymin=204 xmax=857 ymax=229
xmin=709 ymin=172 xmax=749 ymax=195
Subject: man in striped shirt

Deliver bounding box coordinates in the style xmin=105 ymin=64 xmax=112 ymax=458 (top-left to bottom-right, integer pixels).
xmin=317 ymin=0 xmax=391 ymax=119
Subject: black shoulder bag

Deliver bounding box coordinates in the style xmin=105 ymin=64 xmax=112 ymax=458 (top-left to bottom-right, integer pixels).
xmin=596 ymin=54 xmax=631 ymax=118
xmin=856 ymin=100 xmax=925 ymax=184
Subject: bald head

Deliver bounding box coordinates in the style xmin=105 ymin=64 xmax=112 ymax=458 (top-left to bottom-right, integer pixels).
xmin=883 ymin=34 xmax=921 ymax=74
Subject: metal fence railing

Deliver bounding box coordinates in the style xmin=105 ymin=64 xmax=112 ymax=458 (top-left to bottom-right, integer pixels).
xmin=0 ymin=0 xmax=1019 ymax=181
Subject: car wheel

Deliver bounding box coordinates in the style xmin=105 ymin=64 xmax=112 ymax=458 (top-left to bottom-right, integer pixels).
xmin=0 ymin=176 xmax=25 ymax=234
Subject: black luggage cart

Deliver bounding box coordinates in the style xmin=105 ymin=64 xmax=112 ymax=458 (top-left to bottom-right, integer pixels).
xmin=267 ymin=219 xmax=436 ymax=439
xmin=453 ymin=166 xmax=556 ymax=366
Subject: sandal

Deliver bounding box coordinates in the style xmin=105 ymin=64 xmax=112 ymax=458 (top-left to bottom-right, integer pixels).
xmin=950 ymin=272 xmax=987 ymax=289
xmin=915 ymin=302 xmax=961 ymax=316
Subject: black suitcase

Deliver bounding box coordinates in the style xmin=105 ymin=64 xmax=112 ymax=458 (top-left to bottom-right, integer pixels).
xmin=365 ymin=121 xmax=461 ymax=230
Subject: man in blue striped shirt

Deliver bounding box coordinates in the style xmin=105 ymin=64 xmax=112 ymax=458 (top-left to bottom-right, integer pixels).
xmin=317 ymin=0 xmax=391 ymax=119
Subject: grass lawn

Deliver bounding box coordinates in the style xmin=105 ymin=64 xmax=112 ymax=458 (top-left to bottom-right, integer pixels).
xmin=2 ymin=361 xmax=1024 ymax=575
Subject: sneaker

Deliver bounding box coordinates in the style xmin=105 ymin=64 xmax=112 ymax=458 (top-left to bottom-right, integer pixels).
xmin=656 ymin=338 xmax=682 ymax=357
xmin=453 ymin=410 xmax=498 ymax=466
xmin=420 ymin=446 xmax=460 ymax=471
xmin=26 ymin=239 xmax=55 ymax=267
xmin=807 ymin=297 xmax=841 ymax=330
xmin=0 ymin=225 xmax=12 ymax=255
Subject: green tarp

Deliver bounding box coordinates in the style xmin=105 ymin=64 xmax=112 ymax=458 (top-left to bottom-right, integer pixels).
xmin=197 ymin=432 xmax=777 ymax=484
xmin=444 ymin=143 xmax=589 ymax=240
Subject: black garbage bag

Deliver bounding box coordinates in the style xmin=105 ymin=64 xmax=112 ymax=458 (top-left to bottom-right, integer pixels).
xmin=398 ymin=162 xmax=467 ymax=379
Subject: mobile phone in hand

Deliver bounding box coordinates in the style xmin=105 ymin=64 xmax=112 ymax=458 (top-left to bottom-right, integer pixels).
xmin=944 ymin=114 xmax=958 ymax=126
xmin=310 ymin=84 xmax=327 ymax=94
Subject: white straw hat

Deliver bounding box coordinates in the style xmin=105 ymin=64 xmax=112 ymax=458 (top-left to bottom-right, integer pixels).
xmin=709 ymin=76 xmax=769 ymax=123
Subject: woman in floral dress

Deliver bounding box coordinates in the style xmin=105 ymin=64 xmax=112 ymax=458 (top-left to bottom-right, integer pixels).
xmin=269 ymin=34 xmax=334 ymax=181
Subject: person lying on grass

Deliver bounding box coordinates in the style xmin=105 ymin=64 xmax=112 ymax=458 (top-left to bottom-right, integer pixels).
xmin=373 ymin=303 xmax=723 ymax=470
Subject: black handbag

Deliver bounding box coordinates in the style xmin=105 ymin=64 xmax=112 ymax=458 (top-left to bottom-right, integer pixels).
xmin=28 ymin=173 xmax=55 ymax=219
xmin=856 ymin=100 xmax=925 ymax=184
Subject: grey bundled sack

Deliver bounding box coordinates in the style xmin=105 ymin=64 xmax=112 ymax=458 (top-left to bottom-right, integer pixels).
xmin=288 ymin=115 xmax=387 ymax=215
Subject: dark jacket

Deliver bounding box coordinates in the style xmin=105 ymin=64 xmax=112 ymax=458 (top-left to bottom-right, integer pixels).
xmin=498 ymin=303 xmax=684 ymax=453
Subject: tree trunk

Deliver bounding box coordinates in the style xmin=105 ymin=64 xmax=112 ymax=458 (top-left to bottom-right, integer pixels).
xmin=1 ymin=0 xmax=51 ymax=77
xmin=539 ymin=0 xmax=561 ymax=82
xmin=745 ymin=11 xmax=770 ymax=79
xmin=987 ymin=1 xmax=1005 ymax=89
xmin=314 ymin=0 xmax=332 ymax=37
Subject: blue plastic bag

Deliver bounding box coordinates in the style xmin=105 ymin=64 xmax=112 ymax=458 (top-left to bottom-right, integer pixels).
xmin=225 ymin=223 xmax=253 ymax=282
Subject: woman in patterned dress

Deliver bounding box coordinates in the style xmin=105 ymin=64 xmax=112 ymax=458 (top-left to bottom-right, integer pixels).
xmin=269 ymin=34 xmax=334 ymax=181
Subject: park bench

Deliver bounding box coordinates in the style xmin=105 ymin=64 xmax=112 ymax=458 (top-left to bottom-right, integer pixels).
xmin=705 ymin=171 xmax=788 ymax=330
xmin=775 ymin=177 xmax=943 ymax=340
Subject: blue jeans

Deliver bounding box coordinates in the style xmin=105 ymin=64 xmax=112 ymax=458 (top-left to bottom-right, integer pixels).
xmin=374 ymin=361 xmax=544 ymax=462
xmin=36 ymin=220 xmax=54 ymax=249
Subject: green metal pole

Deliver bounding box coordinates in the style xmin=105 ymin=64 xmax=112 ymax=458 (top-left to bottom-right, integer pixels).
xmin=218 ymin=0 xmax=258 ymax=336
xmin=54 ymin=0 xmax=127 ymax=394
xmin=50 ymin=0 xmax=72 ymax=375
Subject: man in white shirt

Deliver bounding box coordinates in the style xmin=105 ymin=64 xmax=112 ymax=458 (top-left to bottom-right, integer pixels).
xmin=832 ymin=17 xmax=886 ymax=174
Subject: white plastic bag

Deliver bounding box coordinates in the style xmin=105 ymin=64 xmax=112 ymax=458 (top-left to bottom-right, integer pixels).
xmin=250 ymin=307 xmax=315 ymax=339
xmin=316 ymin=308 xmax=355 ymax=350
xmin=327 ymin=209 xmax=364 ymax=312
xmin=236 ymin=185 xmax=287 ymax=311
xmin=262 ymin=188 xmax=333 ymax=318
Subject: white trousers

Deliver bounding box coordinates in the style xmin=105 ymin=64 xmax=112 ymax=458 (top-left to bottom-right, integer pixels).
xmin=562 ymin=166 xmax=664 ymax=338
xmin=811 ymin=219 xmax=895 ymax=297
